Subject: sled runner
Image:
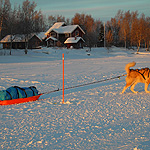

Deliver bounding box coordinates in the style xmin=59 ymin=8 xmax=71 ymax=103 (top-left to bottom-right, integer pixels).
xmin=0 ymin=94 xmax=42 ymax=105
xmin=0 ymin=86 xmax=42 ymax=105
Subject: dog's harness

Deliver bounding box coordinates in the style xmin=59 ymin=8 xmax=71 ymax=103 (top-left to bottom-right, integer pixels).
xmin=133 ymin=68 xmax=150 ymax=80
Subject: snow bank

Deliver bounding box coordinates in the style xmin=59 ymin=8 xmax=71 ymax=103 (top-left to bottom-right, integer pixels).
xmin=0 ymin=47 xmax=149 ymax=149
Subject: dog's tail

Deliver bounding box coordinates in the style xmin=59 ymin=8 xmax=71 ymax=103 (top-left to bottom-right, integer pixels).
xmin=125 ymin=62 xmax=136 ymax=74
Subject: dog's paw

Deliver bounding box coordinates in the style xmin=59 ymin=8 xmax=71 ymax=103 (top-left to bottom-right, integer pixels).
xmin=131 ymin=90 xmax=138 ymax=94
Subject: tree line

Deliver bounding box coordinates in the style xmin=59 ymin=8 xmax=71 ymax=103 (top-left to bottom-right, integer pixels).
xmin=106 ymin=10 xmax=150 ymax=51
xmin=0 ymin=0 xmax=150 ymax=51
xmin=0 ymin=0 xmax=46 ymax=40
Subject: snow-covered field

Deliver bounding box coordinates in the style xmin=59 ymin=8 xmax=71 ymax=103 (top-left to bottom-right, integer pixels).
xmin=0 ymin=47 xmax=150 ymax=150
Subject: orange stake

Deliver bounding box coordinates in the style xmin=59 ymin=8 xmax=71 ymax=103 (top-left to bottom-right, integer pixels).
xmin=62 ymin=53 xmax=64 ymax=104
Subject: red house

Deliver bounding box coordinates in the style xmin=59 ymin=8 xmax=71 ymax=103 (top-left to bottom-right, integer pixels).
xmin=45 ymin=22 xmax=85 ymax=48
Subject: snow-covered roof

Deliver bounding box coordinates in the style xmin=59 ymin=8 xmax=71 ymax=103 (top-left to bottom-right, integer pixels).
xmin=45 ymin=22 xmax=66 ymax=35
xmin=37 ymin=32 xmax=47 ymax=40
xmin=45 ymin=22 xmax=85 ymax=35
xmin=52 ymin=25 xmax=85 ymax=34
xmin=46 ymin=36 xmax=58 ymax=41
xmin=0 ymin=34 xmax=42 ymax=43
xmin=64 ymin=37 xmax=85 ymax=44
xmin=0 ymin=35 xmax=12 ymax=43
xmin=1 ymin=35 xmax=26 ymax=43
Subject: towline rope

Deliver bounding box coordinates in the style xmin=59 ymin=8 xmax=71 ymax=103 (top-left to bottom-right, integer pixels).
xmin=41 ymin=74 xmax=127 ymax=95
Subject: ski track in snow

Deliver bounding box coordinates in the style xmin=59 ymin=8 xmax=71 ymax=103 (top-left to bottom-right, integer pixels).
xmin=0 ymin=48 xmax=150 ymax=150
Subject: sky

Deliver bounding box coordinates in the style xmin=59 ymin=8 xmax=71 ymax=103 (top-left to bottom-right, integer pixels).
xmin=10 ymin=0 xmax=150 ymax=21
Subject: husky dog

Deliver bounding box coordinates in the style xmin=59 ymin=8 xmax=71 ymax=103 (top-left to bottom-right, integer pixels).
xmin=122 ymin=62 xmax=150 ymax=93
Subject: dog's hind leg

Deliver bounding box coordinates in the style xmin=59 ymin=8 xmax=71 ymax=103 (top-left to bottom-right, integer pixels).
xmin=145 ymin=82 xmax=150 ymax=93
xmin=122 ymin=85 xmax=129 ymax=93
xmin=130 ymin=81 xmax=138 ymax=93
xmin=122 ymin=81 xmax=132 ymax=93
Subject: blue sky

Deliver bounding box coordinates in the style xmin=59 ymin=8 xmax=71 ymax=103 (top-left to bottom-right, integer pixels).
xmin=10 ymin=0 xmax=150 ymax=21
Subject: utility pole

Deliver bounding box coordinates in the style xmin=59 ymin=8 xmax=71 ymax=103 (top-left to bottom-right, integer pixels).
xmin=104 ymin=22 xmax=106 ymax=48
xmin=62 ymin=53 xmax=64 ymax=104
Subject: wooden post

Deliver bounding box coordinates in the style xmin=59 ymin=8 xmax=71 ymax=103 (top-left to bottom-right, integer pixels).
xmin=62 ymin=53 xmax=64 ymax=104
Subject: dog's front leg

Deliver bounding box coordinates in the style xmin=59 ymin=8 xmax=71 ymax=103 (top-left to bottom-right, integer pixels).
xmin=145 ymin=83 xmax=150 ymax=93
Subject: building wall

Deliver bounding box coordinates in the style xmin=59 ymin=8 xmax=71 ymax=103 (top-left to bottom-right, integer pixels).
xmin=2 ymin=43 xmax=10 ymax=49
xmin=28 ymin=36 xmax=41 ymax=49
xmin=71 ymin=27 xmax=84 ymax=37
xmin=47 ymin=39 xmax=57 ymax=47
xmin=12 ymin=42 xmax=25 ymax=49
xmin=47 ymin=26 xmax=85 ymax=47
xmin=58 ymin=34 xmax=66 ymax=46
xmin=2 ymin=37 xmax=41 ymax=49
xmin=2 ymin=42 xmax=25 ymax=49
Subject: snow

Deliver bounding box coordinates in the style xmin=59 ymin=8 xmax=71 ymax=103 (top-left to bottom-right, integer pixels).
xmin=45 ymin=22 xmax=66 ymax=35
xmin=53 ymin=25 xmax=85 ymax=34
xmin=0 ymin=47 xmax=150 ymax=150
xmin=45 ymin=22 xmax=85 ymax=35
xmin=64 ymin=37 xmax=85 ymax=44
xmin=46 ymin=36 xmax=58 ymax=41
xmin=0 ymin=34 xmax=42 ymax=43
xmin=37 ymin=32 xmax=47 ymax=40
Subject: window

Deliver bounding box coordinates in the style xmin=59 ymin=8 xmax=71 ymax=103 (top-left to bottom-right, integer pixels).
xmin=65 ymin=33 xmax=70 ymax=37
xmin=75 ymin=30 xmax=79 ymax=36
xmin=50 ymin=32 xmax=56 ymax=38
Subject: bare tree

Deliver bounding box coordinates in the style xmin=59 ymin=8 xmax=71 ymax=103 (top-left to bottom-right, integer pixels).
xmin=106 ymin=29 xmax=113 ymax=52
xmin=143 ymin=17 xmax=150 ymax=51
xmin=119 ymin=11 xmax=131 ymax=49
xmin=0 ymin=0 xmax=11 ymax=39
xmin=0 ymin=0 xmax=4 ymax=40
xmin=47 ymin=15 xmax=70 ymax=28
xmin=21 ymin=0 xmax=35 ymax=54
xmin=131 ymin=14 xmax=145 ymax=52
xmin=8 ymin=7 xmax=18 ymax=55
xmin=18 ymin=0 xmax=46 ymax=54
xmin=109 ymin=18 xmax=120 ymax=46
xmin=72 ymin=13 xmax=102 ymax=49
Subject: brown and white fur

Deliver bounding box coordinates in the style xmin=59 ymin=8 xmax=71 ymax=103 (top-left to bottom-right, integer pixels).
xmin=122 ymin=62 xmax=150 ymax=93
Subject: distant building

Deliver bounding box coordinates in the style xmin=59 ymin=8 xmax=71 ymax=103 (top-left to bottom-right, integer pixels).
xmin=64 ymin=37 xmax=85 ymax=49
xmin=0 ymin=34 xmax=42 ymax=49
xmin=45 ymin=36 xmax=58 ymax=47
xmin=0 ymin=22 xmax=85 ymax=49
xmin=45 ymin=22 xmax=85 ymax=48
